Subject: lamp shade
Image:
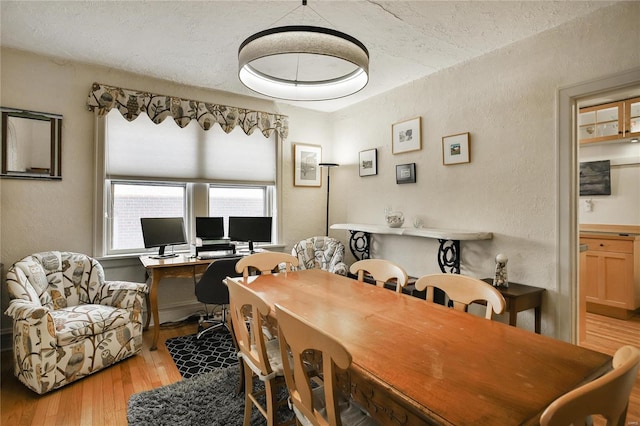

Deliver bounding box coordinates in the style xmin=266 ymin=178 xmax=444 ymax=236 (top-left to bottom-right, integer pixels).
xmin=238 ymin=26 xmax=369 ymax=101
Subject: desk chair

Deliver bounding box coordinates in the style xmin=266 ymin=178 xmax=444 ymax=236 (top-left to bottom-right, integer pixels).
xmin=235 ymin=252 xmax=299 ymax=279
xmin=275 ymin=303 xmax=377 ymax=426
xmin=349 ymin=259 xmax=409 ymax=293
xmin=194 ymin=257 xmax=241 ymax=339
xmin=226 ymin=277 xmax=293 ymax=426
xmin=540 ymin=345 xmax=640 ymax=426
xmin=415 ymin=273 xmax=506 ymax=319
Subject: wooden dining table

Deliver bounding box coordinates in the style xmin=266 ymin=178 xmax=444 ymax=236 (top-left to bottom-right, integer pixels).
xmin=231 ymin=268 xmax=611 ymax=426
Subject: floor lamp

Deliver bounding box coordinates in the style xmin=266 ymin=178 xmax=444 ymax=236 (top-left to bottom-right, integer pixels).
xmin=319 ymin=162 xmax=339 ymax=236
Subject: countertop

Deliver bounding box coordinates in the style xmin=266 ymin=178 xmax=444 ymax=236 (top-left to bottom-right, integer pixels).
xmin=580 ymin=224 xmax=640 ymax=237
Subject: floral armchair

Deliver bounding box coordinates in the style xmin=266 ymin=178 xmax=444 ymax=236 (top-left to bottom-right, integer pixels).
xmin=4 ymin=251 xmax=147 ymax=394
xmin=291 ymin=236 xmax=348 ymax=276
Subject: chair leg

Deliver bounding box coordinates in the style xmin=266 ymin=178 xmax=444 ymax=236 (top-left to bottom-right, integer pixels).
xmin=242 ymin=361 xmax=254 ymax=426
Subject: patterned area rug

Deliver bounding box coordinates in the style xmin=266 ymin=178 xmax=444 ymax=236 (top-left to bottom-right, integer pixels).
xmin=165 ymin=328 xmax=238 ymax=379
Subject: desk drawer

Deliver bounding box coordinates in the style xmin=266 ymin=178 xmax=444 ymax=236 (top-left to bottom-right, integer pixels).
xmin=580 ymin=238 xmax=633 ymax=254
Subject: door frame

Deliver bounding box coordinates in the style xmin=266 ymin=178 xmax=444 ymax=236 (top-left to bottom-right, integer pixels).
xmin=557 ymin=67 xmax=640 ymax=344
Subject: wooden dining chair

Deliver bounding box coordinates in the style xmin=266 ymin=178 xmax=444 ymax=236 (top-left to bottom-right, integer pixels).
xmin=274 ymin=303 xmax=377 ymax=426
xmin=540 ymin=345 xmax=640 ymax=426
xmin=349 ymin=258 xmax=409 ymax=293
xmin=226 ymin=276 xmax=294 ymax=426
xmin=414 ymin=273 xmax=506 ymax=319
xmin=235 ymin=251 xmax=299 ymax=279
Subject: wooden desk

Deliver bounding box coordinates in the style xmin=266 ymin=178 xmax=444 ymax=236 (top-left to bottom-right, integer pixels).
xmin=481 ymin=278 xmax=545 ymax=334
xmin=235 ymin=269 xmax=610 ymax=425
xmin=139 ymin=254 xmax=240 ymax=350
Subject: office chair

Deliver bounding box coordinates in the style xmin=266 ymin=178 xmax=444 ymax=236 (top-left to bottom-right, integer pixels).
xmin=194 ymin=257 xmax=241 ymax=339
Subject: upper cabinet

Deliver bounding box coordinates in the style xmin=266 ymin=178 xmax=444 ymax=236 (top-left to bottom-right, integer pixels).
xmin=579 ymin=97 xmax=640 ymax=145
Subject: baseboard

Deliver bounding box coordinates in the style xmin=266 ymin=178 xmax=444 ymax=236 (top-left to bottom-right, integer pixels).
xmin=155 ymin=301 xmax=204 ymax=326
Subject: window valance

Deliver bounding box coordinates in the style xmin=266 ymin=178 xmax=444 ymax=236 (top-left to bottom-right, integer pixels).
xmin=86 ymin=82 xmax=288 ymax=139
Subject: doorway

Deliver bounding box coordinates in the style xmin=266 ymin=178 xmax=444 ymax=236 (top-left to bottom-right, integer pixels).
xmin=557 ymin=67 xmax=640 ymax=344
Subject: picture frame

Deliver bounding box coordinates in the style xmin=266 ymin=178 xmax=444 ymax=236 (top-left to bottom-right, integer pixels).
xmin=293 ymin=143 xmax=322 ymax=187
xmin=392 ymin=117 xmax=422 ymax=154
xmin=396 ymin=163 xmax=416 ymax=184
xmin=359 ymin=148 xmax=377 ymax=177
xmin=442 ymin=132 xmax=470 ymax=165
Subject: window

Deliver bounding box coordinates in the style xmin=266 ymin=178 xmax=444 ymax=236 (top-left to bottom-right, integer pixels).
xmin=96 ymin=110 xmax=278 ymax=257
xmin=110 ymin=182 xmax=186 ymax=252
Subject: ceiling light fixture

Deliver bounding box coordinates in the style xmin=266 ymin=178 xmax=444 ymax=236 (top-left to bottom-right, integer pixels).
xmin=238 ymin=0 xmax=369 ymax=101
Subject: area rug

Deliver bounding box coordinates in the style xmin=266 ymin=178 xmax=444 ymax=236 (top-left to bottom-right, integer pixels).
xmin=165 ymin=329 xmax=238 ymax=379
xmin=127 ymin=366 xmax=293 ymax=426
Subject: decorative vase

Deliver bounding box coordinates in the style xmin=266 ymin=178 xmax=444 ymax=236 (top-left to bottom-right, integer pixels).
xmin=385 ymin=211 xmax=404 ymax=228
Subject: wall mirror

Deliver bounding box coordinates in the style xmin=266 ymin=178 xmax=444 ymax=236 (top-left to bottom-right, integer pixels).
xmin=1 ymin=107 xmax=62 ymax=179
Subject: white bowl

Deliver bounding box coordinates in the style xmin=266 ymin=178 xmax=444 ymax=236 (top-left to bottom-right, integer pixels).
xmin=385 ymin=212 xmax=404 ymax=228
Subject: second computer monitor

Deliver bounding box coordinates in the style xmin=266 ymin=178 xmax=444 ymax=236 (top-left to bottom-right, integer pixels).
xmin=195 ymin=217 xmax=225 ymax=240
xmin=228 ymin=216 xmax=272 ymax=252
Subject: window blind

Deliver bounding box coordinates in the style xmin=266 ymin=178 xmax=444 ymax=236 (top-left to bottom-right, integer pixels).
xmin=105 ymin=109 xmax=276 ymax=183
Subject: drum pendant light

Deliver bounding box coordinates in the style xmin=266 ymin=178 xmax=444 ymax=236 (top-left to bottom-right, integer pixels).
xmin=238 ymin=1 xmax=369 ymax=101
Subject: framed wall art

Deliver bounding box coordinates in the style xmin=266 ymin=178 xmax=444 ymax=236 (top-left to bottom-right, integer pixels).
xmin=392 ymin=117 xmax=421 ymax=154
xmin=359 ymin=148 xmax=377 ymax=176
xmin=293 ymin=143 xmax=322 ymax=187
xmin=442 ymin=132 xmax=470 ymax=165
xmin=396 ymin=163 xmax=416 ymax=184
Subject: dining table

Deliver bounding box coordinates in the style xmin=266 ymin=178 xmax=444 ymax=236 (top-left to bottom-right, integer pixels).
xmin=231 ymin=268 xmax=611 ymax=425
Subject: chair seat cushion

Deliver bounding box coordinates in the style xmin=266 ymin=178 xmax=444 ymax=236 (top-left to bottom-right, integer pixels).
xmin=245 ymin=338 xmax=284 ymax=379
xmin=50 ymin=304 xmax=131 ymax=346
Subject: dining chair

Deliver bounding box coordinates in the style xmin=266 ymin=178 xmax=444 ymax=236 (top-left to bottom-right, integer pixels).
xmin=235 ymin=251 xmax=299 ymax=279
xmin=226 ymin=276 xmax=294 ymax=426
xmin=274 ymin=303 xmax=377 ymax=426
xmin=349 ymin=258 xmax=409 ymax=293
xmin=540 ymin=345 xmax=640 ymax=426
xmin=414 ymin=273 xmax=506 ymax=319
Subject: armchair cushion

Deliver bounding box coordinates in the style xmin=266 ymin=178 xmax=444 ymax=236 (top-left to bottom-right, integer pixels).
xmin=4 ymin=251 xmax=147 ymax=394
xmin=291 ymin=236 xmax=348 ymax=276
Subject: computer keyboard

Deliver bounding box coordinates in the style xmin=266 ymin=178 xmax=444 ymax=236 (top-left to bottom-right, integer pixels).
xmin=197 ymin=251 xmax=240 ymax=260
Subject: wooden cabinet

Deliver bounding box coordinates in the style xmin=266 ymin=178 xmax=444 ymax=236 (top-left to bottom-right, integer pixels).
xmin=580 ymin=232 xmax=640 ymax=319
xmin=579 ymin=97 xmax=640 ymax=144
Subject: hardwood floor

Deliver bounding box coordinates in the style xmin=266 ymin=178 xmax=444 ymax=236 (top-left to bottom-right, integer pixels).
xmin=1 ymin=314 xmax=638 ymax=425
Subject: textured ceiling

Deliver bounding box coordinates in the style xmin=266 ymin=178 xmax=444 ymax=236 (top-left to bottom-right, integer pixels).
xmin=0 ymin=1 xmax=619 ymax=112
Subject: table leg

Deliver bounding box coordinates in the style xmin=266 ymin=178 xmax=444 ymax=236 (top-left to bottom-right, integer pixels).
xmin=149 ymin=272 xmax=161 ymax=351
xmin=509 ymin=306 xmax=518 ymax=327
xmin=534 ymin=306 xmax=541 ymax=334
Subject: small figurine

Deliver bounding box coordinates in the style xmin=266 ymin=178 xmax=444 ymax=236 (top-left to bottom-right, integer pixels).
xmin=493 ymin=253 xmax=509 ymax=288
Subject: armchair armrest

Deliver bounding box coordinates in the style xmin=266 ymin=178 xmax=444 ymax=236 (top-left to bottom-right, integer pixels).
xmin=5 ymin=299 xmax=50 ymax=323
xmin=331 ymin=261 xmax=349 ymax=276
xmin=96 ymin=281 xmax=147 ymax=309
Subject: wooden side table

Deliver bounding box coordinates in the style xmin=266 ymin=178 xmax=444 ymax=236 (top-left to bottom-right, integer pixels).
xmin=481 ymin=278 xmax=545 ymax=334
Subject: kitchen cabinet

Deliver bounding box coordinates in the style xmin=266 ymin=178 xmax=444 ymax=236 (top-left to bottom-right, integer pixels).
xmin=580 ymin=230 xmax=640 ymax=319
xmin=579 ymin=97 xmax=640 ymax=144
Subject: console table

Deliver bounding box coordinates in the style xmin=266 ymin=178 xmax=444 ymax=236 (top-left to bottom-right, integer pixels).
xmin=331 ymin=223 xmax=493 ymax=273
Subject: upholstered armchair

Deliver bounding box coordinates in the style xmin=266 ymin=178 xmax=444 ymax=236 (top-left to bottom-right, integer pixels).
xmin=4 ymin=251 xmax=147 ymax=394
xmin=291 ymin=236 xmax=348 ymax=276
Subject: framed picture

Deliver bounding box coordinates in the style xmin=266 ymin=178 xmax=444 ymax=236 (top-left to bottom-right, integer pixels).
xmin=442 ymin=132 xmax=470 ymax=165
xmin=293 ymin=143 xmax=322 ymax=187
xmin=396 ymin=163 xmax=416 ymax=184
xmin=359 ymin=148 xmax=377 ymax=176
xmin=392 ymin=117 xmax=422 ymax=154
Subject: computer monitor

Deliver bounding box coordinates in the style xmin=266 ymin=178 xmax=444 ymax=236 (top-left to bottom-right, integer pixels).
xmin=228 ymin=216 xmax=272 ymax=253
xmin=140 ymin=217 xmax=187 ymax=258
xmin=195 ymin=217 xmax=225 ymax=240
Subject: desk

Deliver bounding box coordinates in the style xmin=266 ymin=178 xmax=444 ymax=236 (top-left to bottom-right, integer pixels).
xmin=235 ymin=269 xmax=610 ymax=425
xmin=481 ymin=278 xmax=545 ymax=334
xmin=139 ymin=254 xmax=240 ymax=350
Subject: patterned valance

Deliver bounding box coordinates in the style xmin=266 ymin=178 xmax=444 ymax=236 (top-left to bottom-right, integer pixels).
xmin=86 ymin=82 xmax=288 ymax=139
